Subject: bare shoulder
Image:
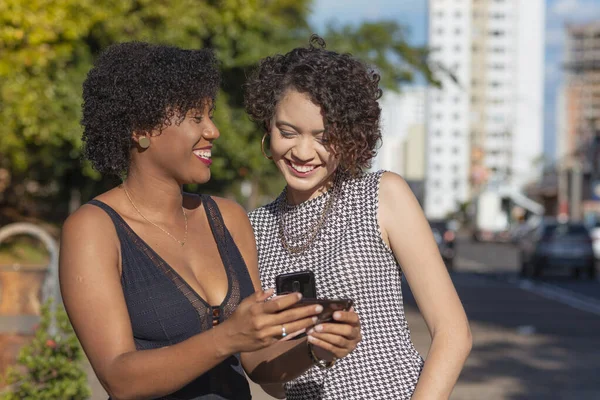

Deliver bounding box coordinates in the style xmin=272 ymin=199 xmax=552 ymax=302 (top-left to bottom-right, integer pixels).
xmin=61 ymin=202 xmax=118 ymax=243
xmin=208 ymin=196 xmax=250 ymax=227
xmin=59 ymin=202 xmax=120 ymax=276
xmin=378 ymin=172 xmax=417 ymax=213
xmin=205 ymin=196 xmax=260 ymax=288
xmin=207 ymin=196 xmax=255 ymax=245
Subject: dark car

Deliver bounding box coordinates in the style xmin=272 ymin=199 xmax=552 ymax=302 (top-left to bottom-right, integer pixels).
xmin=519 ymin=220 xmax=596 ymax=279
xmin=429 ymin=219 xmax=456 ymax=270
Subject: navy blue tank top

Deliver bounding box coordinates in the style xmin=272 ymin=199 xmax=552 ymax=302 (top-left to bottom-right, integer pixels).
xmin=89 ymin=195 xmax=254 ymax=399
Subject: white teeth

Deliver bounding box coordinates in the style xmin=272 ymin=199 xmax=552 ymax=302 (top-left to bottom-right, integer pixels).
xmin=291 ymin=163 xmax=316 ymax=173
xmin=193 ymin=150 xmax=211 ymax=159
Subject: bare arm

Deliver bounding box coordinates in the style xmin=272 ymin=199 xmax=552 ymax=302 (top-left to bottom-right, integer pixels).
xmin=59 ymin=205 xmax=319 ymax=400
xmin=379 ymin=173 xmax=472 ymax=400
xmin=214 ymin=198 xmax=360 ymax=390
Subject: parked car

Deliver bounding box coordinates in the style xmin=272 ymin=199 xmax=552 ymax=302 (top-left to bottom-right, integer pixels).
xmin=519 ymin=220 xmax=596 ymax=280
xmin=429 ymin=219 xmax=456 ymax=270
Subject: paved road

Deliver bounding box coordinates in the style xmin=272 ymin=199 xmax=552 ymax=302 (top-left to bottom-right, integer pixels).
xmin=87 ymin=238 xmax=600 ymax=399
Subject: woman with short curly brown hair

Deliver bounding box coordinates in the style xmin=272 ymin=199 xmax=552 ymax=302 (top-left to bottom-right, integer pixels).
xmin=246 ymin=35 xmax=471 ymax=399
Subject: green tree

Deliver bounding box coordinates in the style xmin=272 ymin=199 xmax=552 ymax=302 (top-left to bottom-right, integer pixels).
xmin=0 ymin=299 xmax=91 ymax=400
xmin=0 ymin=0 xmax=440 ymax=219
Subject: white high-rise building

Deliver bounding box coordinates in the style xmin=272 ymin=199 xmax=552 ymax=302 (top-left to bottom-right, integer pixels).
xmin=375 ymin=87 xmax=426 ymax=178
xmin=425 ymin=0 xmax=545 ymax=219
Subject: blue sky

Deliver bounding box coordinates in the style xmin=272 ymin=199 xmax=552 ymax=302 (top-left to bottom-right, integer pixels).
xmin=310 ymin=0 xmax=600 ymax=161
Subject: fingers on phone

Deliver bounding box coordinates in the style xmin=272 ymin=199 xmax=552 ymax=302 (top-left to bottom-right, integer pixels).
xmin=307 ymin=334 xmax=355 ymax=358
xmin=263 ymin=292 xmax=302 ymax=313
xmin=272 ymin=317 xmax=316 ymax=339
xmin=278 ymin=328 xmax=306 ymax=342
xmin=333 ymin=310 xmax=360 ymax=326
xmin=308 ymin=322 xmax=356 ymax=339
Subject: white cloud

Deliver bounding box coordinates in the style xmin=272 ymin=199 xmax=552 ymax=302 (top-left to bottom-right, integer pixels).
xmin=551 ymin=0 xmax=600 ymax=21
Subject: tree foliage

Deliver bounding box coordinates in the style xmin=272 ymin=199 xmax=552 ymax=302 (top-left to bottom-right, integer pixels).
xmin=0 ymin=0 xmax=439 ymax=218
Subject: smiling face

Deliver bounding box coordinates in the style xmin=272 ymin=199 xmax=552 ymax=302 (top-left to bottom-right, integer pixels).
xmin=269 ymin=89 xmax=340 ymax=203
xmin=133 ymin=104 xmax=220 ymax=185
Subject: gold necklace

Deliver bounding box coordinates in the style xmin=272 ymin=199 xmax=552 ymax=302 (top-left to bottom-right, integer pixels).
xmin=122 ymin=184 xmax=188 ymax=246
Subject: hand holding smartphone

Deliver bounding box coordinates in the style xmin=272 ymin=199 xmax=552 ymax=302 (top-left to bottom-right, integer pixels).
xmin=275 ymin=271 xmax=353 ymax=324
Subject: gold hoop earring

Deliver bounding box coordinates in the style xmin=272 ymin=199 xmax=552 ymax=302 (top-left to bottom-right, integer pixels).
xmin=261 ymin=133 xmax=273 ymax=160
xmin=138 ymin=136 xmax=150 ymax=149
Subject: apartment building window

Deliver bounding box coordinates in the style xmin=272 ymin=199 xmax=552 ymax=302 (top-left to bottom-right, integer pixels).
xmin=452 ymin=147 xmax=459 ymax=154
xmin=490 ymin=30 xmax=505 ymax=37
xmin=453 ymin=113 xmax=460 ymax=120
xmin=435 ymin=147 xmax=443 ymax=154
xmin=454 ymin=45 xmax=461 ymax=52
xmin=453 ymin=130 xmax=461 ymax=137
xmin=436 ymin=28 xmax=444 ymax=35
xmin=454 ymin=28 xmax=462 ymax=35
xmin=452 ymin=165 xmax=460 ymax=173
xmin=452 ymin=180 xmax=460 ymax=190
xmin=435 ymin=112 xmax=443 ymax=120
xmin=435 ymin=129 xmax=442 ymax=137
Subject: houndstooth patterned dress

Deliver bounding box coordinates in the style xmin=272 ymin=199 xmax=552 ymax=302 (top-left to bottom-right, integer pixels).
xmin=249 ymin=171 xmax=424 ymax=400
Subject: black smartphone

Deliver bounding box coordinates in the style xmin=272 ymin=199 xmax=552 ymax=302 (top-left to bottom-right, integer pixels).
xmin=291 ymin=298 xmax=354 ymax=324
xmin=275 ymin=271 xmax=317 ymax=298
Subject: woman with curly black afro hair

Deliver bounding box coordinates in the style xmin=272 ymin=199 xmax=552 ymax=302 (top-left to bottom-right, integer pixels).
xmin=246 ymin=35 xmax=471 ymax=399
xmin=59 ymin=42 xmax=360 ymax=400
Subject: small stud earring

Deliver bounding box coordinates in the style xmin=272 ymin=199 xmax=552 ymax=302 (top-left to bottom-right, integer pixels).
xmin=139 ymin=136 xmax=150 ymax=149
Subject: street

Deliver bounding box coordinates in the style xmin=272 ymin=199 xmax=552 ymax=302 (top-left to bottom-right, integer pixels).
xmin=419 ymin=238 xmax=600 ymax=400
xmin=87 ymin=238 xmax=600 ymax=400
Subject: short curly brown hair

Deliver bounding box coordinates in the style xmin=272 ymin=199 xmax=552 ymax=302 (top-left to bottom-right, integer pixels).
xmin=244 ymin=35 xmax=382 ymax=176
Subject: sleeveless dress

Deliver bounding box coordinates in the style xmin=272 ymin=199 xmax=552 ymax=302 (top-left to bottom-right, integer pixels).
xmin=249 ymin=171 xmax=424 ymax=400
xmin=89 ymin=195 xmax=255 ymax=400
